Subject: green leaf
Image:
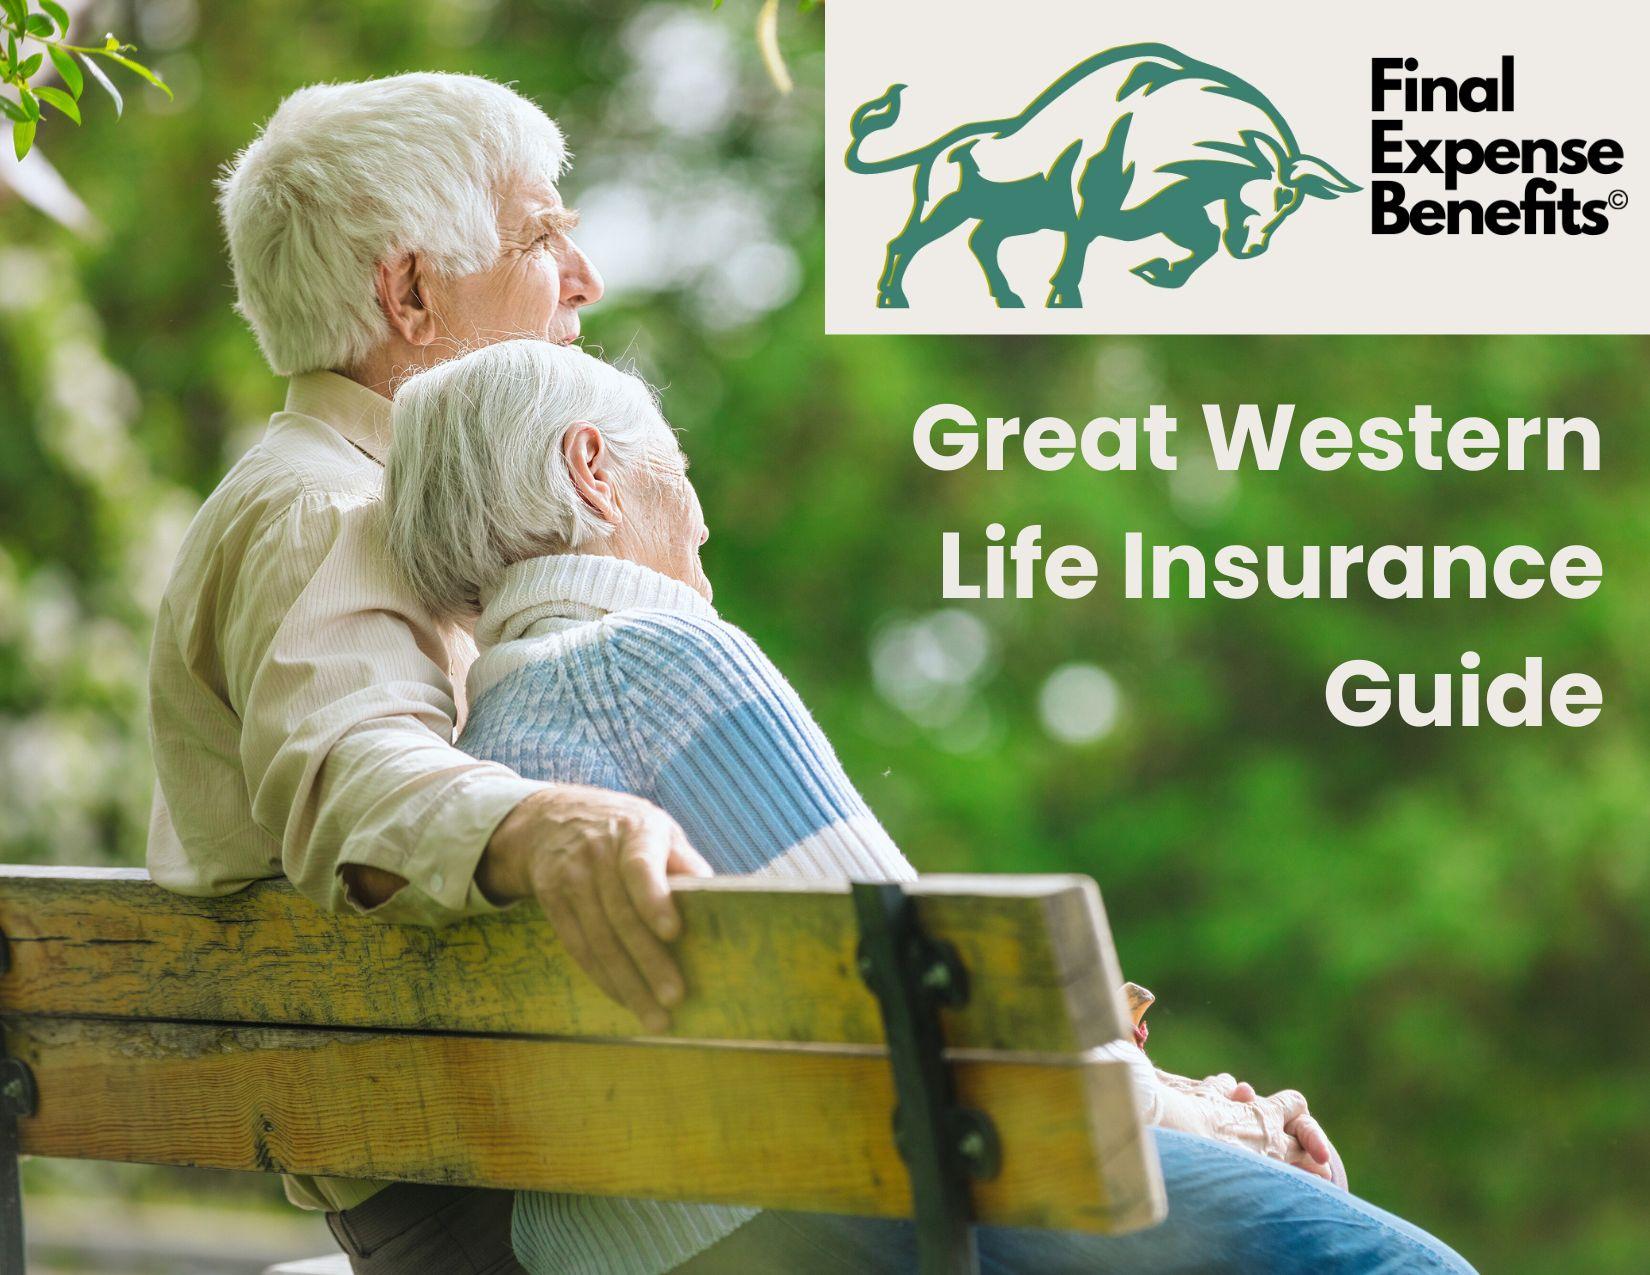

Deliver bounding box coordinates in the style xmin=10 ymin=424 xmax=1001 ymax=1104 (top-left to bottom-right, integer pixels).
xmin=12 ymin=113 xmax=33 ymax=159
xmin=0 ymin=94 xmax=24 ymax=122
xmin=16 ymin=49 xmax=39 ymax=78
xmin=38 ymin=0 xmax=68 ymax=35
xmin=0 ymin=0 xmax=25 ymax=33
xmin=47 ymin=43 xmax=78 ymax=97
xmin=23 ymin=11 xmax=50 ymax=37
xmin=78 ymin=49 xmax=119 ymax=116
xmin=34 ymin=83 xmax=77 ymax=122
xmin=100 ymin=51 xmax=172 ymax=98
xmin=17 ymin=84 xmax=36 ymax=118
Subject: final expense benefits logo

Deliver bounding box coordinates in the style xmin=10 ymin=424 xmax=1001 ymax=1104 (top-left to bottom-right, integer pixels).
xmin=844 ymin=42 xmax=1360 ymax=308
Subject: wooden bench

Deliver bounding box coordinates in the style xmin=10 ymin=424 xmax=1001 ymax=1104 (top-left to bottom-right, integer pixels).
xmin=0 ymin=866 xmax=1163 ymax=1274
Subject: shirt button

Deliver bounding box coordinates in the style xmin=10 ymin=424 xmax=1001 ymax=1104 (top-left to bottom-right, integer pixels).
xmin=430 ymin=872 xmax=446 ymax=893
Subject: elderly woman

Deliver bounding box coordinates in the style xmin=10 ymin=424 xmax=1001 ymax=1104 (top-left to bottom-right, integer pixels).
xmin=382 ymin=340 xmax=1473 ymax=1275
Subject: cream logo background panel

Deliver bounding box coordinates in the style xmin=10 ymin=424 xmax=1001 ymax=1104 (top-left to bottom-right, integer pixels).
xmin=824 ymin=0 xmax=1649 ymax=335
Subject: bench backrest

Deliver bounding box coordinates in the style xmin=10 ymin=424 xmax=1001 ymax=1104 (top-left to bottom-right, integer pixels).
xmin=0 ymin=867 xmax=1162 ymax=1234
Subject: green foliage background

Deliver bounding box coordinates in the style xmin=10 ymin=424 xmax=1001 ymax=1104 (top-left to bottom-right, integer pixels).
xmin=1 ymin=2 xmax=1646 ymax=1270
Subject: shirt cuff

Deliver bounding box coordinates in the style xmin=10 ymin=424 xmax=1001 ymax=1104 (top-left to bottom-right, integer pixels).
xmin=339 ymin=773 xmax=550 ymax=924
xmin=1091 ymin=1038 xmax=1163 ymax=1123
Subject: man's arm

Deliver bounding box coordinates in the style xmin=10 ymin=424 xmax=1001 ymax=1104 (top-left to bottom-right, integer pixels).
xmin=219 ymin=497 xmax=707 ymax=1028
xmin=223 ymin=494 xmax=541 ymax=920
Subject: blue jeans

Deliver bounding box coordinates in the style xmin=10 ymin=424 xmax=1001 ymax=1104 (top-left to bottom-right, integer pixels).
xmin=675 ymin=1129 xmax=1476 ymax=1273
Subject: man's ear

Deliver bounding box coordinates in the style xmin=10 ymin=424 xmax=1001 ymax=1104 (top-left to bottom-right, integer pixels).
xmin=373 ymin=251 xmax=439 ymax=347
xmin=563 ymin=423 xmax=622 ymax=526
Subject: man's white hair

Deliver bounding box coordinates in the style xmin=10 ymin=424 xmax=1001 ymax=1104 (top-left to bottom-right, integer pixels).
xmin=385 ymin=339 xmax=665 ymax=618
xmin=218 ymin=73 xmax=567 ymax=376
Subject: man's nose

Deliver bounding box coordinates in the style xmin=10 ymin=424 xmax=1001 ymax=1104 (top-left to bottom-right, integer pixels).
xmin=561 ymin=242 xmax=605 ymax=310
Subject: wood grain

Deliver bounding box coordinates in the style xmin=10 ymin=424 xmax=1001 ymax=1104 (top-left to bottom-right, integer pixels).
xmin=0 ymin=869 xmax=1131 ymax=1052
xmin=3 ymin=1015 xmax=1163 ymax=1234
xmin=0 ymin=868 xmax=1161 ymax=1230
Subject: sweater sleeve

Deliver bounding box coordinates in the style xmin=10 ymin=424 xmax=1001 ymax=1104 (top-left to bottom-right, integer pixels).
xmin=593 ymin=611 xmax=1189 ymax=1124
xmin=598 ymin=612 xmax=914 ymax=882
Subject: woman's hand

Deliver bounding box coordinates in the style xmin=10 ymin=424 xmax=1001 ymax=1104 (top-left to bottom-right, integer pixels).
xmin=1233 ymin=1084 xmax=1342 ymax=1185
xmin=478 ymin=784 xmax=714 ymax=1033
xmin=1153 ymin=1071 xmax=1348 ymax=1188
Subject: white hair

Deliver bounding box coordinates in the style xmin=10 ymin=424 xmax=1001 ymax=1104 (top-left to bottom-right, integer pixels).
xmin=218 ymin=73 xmax=567 ymax=376
xmin=385 ymin=339 xmax=667 ymax=618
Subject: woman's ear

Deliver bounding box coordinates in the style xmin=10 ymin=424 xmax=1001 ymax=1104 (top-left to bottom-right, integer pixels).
xmin=374 ymin=251 xmax=440 ymax=347
xmin=563 ymin=423 xmax=622 ymax=526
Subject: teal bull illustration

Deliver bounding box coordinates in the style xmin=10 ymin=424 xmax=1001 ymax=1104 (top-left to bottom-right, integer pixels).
xmin=845 ymin=42 xmax=1361 ymax=308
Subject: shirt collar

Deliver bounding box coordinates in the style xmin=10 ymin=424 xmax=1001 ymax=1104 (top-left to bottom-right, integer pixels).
xmin=284 ymin=371 xmax=393 ymax=463
xmin=476 ymin=554 xmax=717 ymax=650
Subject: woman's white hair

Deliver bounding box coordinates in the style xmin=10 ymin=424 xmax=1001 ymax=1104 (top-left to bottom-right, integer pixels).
xmin=218 ymin=73 xmax=567 ymax=377
xmin=385 ymin=339 xmax=666 ymax=618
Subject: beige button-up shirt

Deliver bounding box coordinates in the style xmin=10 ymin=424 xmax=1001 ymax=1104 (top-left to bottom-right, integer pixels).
xmin=146 ymin=371 xmax=548 ymax=1210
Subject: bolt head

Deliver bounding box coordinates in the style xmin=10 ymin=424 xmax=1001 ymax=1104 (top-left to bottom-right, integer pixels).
xmin=921 ymin=961 xmax=952 ymax=991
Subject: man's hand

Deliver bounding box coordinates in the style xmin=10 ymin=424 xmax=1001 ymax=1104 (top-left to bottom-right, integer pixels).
xmin=477 ymin=785 xmax=713 ymax=1033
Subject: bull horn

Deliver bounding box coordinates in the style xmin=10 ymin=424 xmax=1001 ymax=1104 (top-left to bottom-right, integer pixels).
xmin=1250 ymin=130 xmax=1290 ymax=179
xmin=1285 ymin=154 xmax=1364 ymax=199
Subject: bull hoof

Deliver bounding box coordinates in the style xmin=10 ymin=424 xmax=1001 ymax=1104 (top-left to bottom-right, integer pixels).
xmin=1130 ymin=258 xmax=1190 ymax=289
xmin=877 ymin=289 xmax=909 ymax=309
xmin=993 ymin=290 xmax=1025 ymax=309
xmin=1046 ymin=288 xmax=1082 ymax=308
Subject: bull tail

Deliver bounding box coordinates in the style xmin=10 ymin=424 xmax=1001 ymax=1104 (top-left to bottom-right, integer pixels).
xmin=845 ymin=84 xmax=941 ymax=173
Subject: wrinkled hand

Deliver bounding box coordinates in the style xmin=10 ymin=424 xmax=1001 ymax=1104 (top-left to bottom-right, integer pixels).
xmin=1155 ymin=1071 xmax=1347 ymax=1188
xmin=1209 ymin=1075 xmax=1345 ymax=1188
xmin=479 ymin=785 xmax=713 ymax=1033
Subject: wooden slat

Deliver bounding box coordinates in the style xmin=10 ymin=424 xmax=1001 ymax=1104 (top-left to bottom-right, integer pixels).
xmin=3 ymin=1015 xmax=1163 ymax=1235
xmin=0 ymin=869 xmax=1130 ymax=1052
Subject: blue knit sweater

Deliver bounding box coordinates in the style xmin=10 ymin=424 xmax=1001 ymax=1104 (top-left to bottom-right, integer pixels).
xmin=457 ymin=554 xmax=914 ymax=1275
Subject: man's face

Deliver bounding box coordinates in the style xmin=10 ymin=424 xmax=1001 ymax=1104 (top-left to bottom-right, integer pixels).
xmin=429 ymin=177 xmax=604 ymax=347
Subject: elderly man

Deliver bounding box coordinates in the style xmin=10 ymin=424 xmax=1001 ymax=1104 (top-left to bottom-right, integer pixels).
xmin=146 ymin=74 xmax=707 ymax=1272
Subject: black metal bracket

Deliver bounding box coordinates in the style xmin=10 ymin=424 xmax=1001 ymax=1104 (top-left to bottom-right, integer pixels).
xmin=1 ymin=925 xmax=35 ymax=1275
xmin=853 ymin=882 xmax=1000 ymax=1275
